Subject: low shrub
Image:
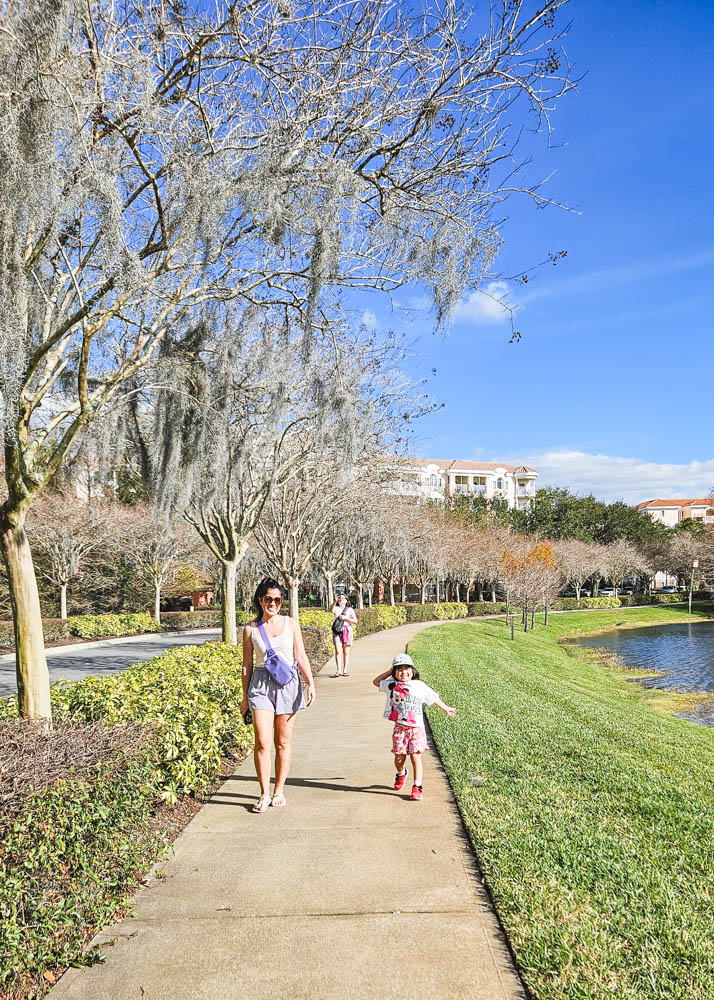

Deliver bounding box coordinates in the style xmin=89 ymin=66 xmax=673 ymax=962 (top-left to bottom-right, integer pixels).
xmin=300 ymin=625 xmax=333 ymax=671
xmin=404 ymin=602 xmax=468 ymax=622
xmin=553 ymin=596 xmax=622 ymax=611
xmin=161 ymin=610 xmax=224 ymax=629
xmin=298 ymin=609 xmax=335 ymax=629
xmin=0 ymin=720 xmax=162 ymax=993
xmin=49 ymin=643 xmax=252 ymax=804
xmin=0 ymin=618 xmax=71 ymax=649
xmin=355 ymin=605 xmax=408 ymax=637
xmin=69 ymin=612 xmax=164 ymax=639
xmin=467 ymin=602 xmax=509 ymax=617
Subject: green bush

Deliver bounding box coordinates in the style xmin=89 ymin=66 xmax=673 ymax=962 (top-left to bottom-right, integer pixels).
xmin=161 ymin=610 xmax=224 ymax=629
xmin=0 ymin=617 xmax=71 ymax=649
xmin=404 ymin=602 xmax=469 ymax=622
xmin=553 ymin=596 xmax=622 ymax=611
xmin=0 ymin=722 xmax=162 ymax=992
xmin=355 ymin=605 xmax=407 ymax=636
xmin=467 ymin=602 xmax=509 ymax=616
xmin=50 ymin=643 xmax=252 ymax=804
xmin=298 ymin=609 xmax=335 ymax=629
xmin=300 ymin=624 xmax=333 ymax=671
xmin=69 ymin=612 xmax=164 ymax=638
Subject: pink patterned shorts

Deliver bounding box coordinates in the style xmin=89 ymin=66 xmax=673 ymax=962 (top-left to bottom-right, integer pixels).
xmin=392 ymin=723 xmax=428 ymax=756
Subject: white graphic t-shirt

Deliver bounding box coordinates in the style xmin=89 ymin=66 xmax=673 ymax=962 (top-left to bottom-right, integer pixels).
xmin=379 ymin=678 xmax=438 ymax=728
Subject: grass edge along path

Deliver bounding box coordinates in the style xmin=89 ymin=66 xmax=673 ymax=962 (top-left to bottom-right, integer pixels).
xmin=411 ymin=608 xmax=714 ymax=1000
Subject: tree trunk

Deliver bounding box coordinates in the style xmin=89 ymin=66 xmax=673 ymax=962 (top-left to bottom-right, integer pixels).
xmin=575 ymin=584 xmax=581 ymax=601
xmin=400 ymin=577 xmax=406 ymax=603
xmin=0 ymin=511 xmax=52 ymax=720
xmin=389 ymin=577 xmax=395 ymax=606
xmin=356 ymin=582 xmax=364 ymax=610
xmin=455 ymin=582 xmax=461 ymax=602
xmin=288 ymin=577 xmax=300 ymax=619
xmin=221 ymin=559 xmax=238 ymax=644
xmin=491 ymin=583 xmax=497 ymax=603
xmin=523 ymin=598 xmax=528 ymax=631
xmin=421 ymin=583 xmax=427 ymax=604
xmin=154 ymin=582 xmax=161 ymax=621
xmin=323 ymin=570 xmax=334 ymax=608
xmin=60 ymin=583 xmax=68 ymax=620
xmin=367 ymin=584 xmax=373 ymax=607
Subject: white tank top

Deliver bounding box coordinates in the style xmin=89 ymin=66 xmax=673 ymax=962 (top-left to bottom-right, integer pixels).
xmin=251 ymin=615 xmax=294 ymax=669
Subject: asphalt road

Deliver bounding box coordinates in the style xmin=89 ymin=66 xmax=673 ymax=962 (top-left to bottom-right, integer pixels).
xmin=0 ymin=629 xmax=221 ymax=699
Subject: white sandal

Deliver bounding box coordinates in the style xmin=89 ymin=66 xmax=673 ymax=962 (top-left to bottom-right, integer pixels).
xmin=271 ymin=792 xmax=286 ymax=808
xmin=252 ymin=795 xmax=272 ymax=813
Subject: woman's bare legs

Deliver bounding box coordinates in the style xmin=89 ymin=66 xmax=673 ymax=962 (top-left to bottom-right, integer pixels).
xmin=272 ymin=712 xmax=297 ymax=804
xmin=252 ymin=709 xmax=274 ymax=800
xmin=341 ymin=642 xmax=351 ymax=674
xmin=333 ymin=640 xmax=343 ymax=675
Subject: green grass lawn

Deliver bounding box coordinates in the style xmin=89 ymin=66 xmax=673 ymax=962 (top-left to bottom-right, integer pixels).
xmin=411 ymin=605 xmax=714 ymax=1000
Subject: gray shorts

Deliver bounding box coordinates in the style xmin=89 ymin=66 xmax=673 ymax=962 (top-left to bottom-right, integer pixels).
xmin=247 ymin=667 xmax=306 ymax=715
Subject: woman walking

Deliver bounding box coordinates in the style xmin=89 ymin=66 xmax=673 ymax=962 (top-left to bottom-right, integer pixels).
xmin=330 ymin=593 xmax=358 ymax=676
xmin=241 ymin=578 xmax=316 ymax=813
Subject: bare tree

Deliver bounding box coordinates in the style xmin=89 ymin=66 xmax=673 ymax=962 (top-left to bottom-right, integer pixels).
xmin=255 ymin=461 xmax=361 ymax=618
xmin=27 ymin=494 xmax=105 ymax=618
xmin=599 ymin=540 xmax=645 ymax=597
xmin=1 ymin=0 xmax=572 ymax=716
xmin=554 ymin=539 xmax=603 ymax=601
xmin=122 ymin=507 xmax=195 ymax=620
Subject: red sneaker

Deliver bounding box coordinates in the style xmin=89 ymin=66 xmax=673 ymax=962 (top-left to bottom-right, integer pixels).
xmin=411 ymin=784 xmax=423 ymax=801
xmin=394 ymin=769 xmax=408 ymax=791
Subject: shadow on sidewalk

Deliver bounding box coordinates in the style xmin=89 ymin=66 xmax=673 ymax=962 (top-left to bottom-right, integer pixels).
xmin=206 ymin=772 xmax=395 ymax=809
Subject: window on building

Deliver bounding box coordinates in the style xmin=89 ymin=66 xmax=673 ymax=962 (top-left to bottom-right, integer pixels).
xmin=496 ymin=477 xmax=505 ymax=491
xmin=473 ymin=476 xmax=486 ymax=494
xmin=454 ymin=475 xmax=468 ymax=494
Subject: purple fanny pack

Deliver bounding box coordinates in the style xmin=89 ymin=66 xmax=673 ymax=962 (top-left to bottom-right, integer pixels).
xmin=257 ymin=621 xmax=297 ymax=686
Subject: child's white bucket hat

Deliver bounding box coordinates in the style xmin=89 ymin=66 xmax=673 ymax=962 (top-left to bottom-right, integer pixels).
xmin=392 ymin=653 xmax=414 ymax=668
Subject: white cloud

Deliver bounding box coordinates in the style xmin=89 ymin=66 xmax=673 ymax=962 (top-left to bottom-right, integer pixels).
xmin=453 ymin=281 xmax=520 ymax=324
xmin=504 ymin=450 xmax=714 ymax=505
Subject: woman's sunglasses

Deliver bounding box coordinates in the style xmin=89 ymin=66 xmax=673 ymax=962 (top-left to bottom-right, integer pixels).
xmin=262 ymin=596 xmax=283 ymax=606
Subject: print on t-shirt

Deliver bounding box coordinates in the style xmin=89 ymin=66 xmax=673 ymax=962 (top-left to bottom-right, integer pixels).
xmin=379 ymin=678 xmax=438 ymax=728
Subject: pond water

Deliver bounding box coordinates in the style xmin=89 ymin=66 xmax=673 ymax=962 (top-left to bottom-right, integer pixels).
xmin=571 ymin=621 xmax=714 ymax=727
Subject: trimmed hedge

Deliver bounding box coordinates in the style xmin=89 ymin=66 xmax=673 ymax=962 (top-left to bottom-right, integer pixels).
xmin=467 ymin=602 xmax=509 ymax=616
xmin=49 ymin=643 xmax=252 ymax=804
xmin=404 ymin=602 xmax=469 ymax=622
xmin=553 ymin=596 xmax=621 ymax=611
xmin=355 ymin=605 xmax=407 ymax=636
xmin=69 ymin=612 xmax=164 ymax=638
xmin=161 ymin=610 xmax=224 ymax=629
xmin=0 ymin=618 xmax=71 ymax=649
xmin=298 ymin=609 xmax=335 ymax=629
xmin=0 ymin=723 xmax=162 ymax=993
xmin=300 ymin=624 xmax=332 ymax=671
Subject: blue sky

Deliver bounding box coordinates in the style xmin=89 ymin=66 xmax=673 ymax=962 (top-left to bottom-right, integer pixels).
xmin=359 ymin=0 xmax=714 ymax=504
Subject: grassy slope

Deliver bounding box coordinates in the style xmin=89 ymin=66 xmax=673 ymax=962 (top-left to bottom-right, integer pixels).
xmin=411 ymin=605 xmax=714 ymax=1000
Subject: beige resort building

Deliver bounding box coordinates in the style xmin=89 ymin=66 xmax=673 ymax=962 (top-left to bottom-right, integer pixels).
xmin=636 ymin=498 xmax=714 ymax=528
xmin=388 ymin=459 xmax=538 ymax=510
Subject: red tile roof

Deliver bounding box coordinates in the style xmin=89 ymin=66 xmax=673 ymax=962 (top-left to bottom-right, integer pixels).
xmin=636 ymin=498 xmax=714 ymax=509
xmin=408 ymin=459 xmax=538 ymax=474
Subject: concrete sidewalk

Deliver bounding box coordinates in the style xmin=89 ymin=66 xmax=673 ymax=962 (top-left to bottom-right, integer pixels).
xmin=52 ymin=622 xmax=525 ymax=1000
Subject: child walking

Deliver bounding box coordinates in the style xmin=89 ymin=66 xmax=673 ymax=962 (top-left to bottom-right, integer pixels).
xmin=373 ymin=653 xmax=456 ymax=801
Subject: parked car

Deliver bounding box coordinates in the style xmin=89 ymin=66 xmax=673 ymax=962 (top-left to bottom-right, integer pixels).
xmin=598 ymin=587 xmax=616 ymax=597
xmin=561 ymin=588 xmax=592 ymax=599
xmin=659 ymin=586 xmax=679 ymax=594
xmin=619 ymin=587 xmax=634 ymax=596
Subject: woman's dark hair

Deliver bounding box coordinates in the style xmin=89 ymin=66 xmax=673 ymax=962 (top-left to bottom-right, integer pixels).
xmin=252 ymin=578 xmax=284 ymax=621
xmin=390 ymin=664 xmax=420 ymax=681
